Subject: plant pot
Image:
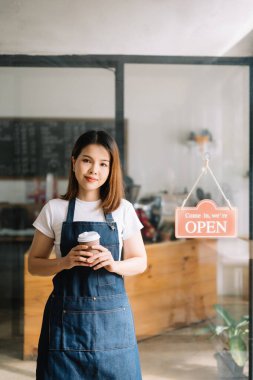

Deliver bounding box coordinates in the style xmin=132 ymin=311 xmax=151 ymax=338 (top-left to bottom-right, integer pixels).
xmin=214 ymin=351 xmax=247 ymax=379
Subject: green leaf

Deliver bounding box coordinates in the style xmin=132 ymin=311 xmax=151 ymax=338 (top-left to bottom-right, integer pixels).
xmin=214 ymin=304 xmax=236 ymax=327
xmin=230 ymin=336 xmax=247 ymax=367
xmin=236 ymin=320 xmax=249 ymax=330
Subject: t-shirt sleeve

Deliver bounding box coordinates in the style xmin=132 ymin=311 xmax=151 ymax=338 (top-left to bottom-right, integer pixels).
xmin=122 ymin=201 xmax=143 ymax=241
xmin=33 ymin=202 xmax=55 ymax=239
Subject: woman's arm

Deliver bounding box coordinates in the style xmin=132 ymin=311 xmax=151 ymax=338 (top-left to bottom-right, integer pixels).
xmin=89 ymin=231 xmax=147 ymax=276
xmin=28 ymin=230 xmax=93 ymax=276
xmin=28 ymin=230 xmax=64 ymax=276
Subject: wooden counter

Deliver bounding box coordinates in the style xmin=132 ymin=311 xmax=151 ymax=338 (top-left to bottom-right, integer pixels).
xmin=125 ymin=239 xmax=217 ymax=339
xmin=24 ymin=239 xmax=217 ymax=359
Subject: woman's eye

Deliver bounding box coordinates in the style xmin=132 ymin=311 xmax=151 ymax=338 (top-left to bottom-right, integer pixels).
xmin=83 ymin=159 xmax=90 ymax=163
xmin=101 ymin=163 xmax=108 ymax=167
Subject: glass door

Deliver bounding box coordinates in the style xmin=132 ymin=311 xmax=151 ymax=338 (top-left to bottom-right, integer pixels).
xmin=0 ymin=65 xmax=115 ymax=360
xmin=125 ymin=63 xmax=249 ymax=379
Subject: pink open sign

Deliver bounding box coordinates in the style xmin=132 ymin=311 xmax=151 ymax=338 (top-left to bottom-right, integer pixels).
xmin=175 ymin=199 xmax=237 ymax=238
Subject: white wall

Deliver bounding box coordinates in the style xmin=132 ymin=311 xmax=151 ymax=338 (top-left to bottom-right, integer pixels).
xmin=0 ymin=67 xmax=114 ymax=117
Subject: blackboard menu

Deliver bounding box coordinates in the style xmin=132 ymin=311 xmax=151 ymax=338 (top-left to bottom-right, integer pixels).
xmin=0 ymin=118 xmax=115 ymax=177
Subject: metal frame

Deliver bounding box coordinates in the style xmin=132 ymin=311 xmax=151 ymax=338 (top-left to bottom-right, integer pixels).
xmin=249 ymin=65 xmax=253 ymax=379
xmin=0 ymin=54 xmax=252 ymax=377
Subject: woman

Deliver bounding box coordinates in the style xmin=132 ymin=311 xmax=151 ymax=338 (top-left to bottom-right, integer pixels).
xmin=28 ymin=130 xmax=147 ymax=380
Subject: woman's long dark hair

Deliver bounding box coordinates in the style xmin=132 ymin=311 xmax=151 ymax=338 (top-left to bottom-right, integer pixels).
xmin=62 ymin=130 xmax=124 ymax=213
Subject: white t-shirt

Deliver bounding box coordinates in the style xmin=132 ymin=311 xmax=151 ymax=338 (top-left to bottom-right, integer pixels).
xmin=33 ymin=198 xmax=143 ymax=260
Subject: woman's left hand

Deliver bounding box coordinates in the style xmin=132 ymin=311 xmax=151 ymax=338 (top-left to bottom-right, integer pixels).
xmin=87 ymin=245 xmax=117 ymax=273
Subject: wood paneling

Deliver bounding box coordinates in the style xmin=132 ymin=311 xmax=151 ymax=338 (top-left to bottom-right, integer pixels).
xmin=23 ymin=239 xmax=217 ymax=359
xmin=125 ymin=239 xmax=217 ymax=339
xmin=24 ymin=253 xmax=54 ymax=359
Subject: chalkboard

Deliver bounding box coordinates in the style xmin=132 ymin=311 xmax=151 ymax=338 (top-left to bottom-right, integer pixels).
xmin=0 ymin=118 xmax=117 ymax=177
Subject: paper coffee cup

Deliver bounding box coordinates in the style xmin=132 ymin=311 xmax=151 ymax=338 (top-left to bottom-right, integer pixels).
xmin=77 ymin=231 xmax=100 ymax=250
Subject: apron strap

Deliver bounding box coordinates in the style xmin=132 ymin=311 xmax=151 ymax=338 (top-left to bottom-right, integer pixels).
xmin=104 ymin=212 xmax=116 ymax=230
xmin=66 ymin=198 xmax=116 ymax=230
xmin=66 ymin=198 xmax=75 ymax=222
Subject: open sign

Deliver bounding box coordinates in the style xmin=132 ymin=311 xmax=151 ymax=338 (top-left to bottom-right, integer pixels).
xmin=175 ymin=199 xmax=237 ymax=238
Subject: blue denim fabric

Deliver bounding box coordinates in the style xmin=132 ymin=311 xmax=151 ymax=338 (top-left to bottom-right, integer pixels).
xmin=36 ymin=198 xmax=142 ymax=380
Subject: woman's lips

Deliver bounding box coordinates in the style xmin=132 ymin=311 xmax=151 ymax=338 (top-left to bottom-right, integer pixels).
xmin=85 ymin=176 xmax=98 ymax=183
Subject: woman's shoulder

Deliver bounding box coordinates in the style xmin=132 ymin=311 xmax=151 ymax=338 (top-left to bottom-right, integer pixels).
xmin=47 ymin=197 xmax=68 ymax=206
xmin=118 ymin=198 xmax=133 ymax=211
xmin=46 ymin=198 xmax=69 ymax=213
xmin=112 ymin=199 xmax=135 ymax=217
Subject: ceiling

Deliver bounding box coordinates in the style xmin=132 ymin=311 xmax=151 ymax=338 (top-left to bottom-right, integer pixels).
xmin=0 ymin=0 xmax=253 ymax=56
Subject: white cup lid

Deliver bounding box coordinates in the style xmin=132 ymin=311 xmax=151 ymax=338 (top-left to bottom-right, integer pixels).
xmin=78 ymin=231 xmax=100 ymax=243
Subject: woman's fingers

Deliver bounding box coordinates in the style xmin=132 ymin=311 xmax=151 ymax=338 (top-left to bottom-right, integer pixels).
xmin=92 ymin=260 xmax=112 ymax=270
xmin=91 ymin=244 xmax=106 ymax=251
xmin=65 ymin=245 xmax=114 ymax=270
xmin=74 ymin=251 xmax=93 ymax=258
xmin=87 ymin=250 xmax=109 ymax=263
xmin=75 ymin=256 xmax=89 ymax=263
xmin=88 ymin=250 xmax=114 ymax=270
xmin=74 ymin=244 xmax=88 ymax=250
xmin=64 ymin=246 xmax=95 ymax=269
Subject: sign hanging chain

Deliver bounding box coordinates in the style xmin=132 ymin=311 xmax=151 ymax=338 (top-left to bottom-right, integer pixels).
xmin=181 ymin=153 xmax=232 ymax=209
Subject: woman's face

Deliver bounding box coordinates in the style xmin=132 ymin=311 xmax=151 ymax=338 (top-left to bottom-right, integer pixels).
xmin=72 ymin=144 xmax=111 ymax=200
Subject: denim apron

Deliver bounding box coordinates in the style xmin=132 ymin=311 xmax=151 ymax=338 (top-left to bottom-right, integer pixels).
xmin=36 ymin=198 xmax=142 ymax=380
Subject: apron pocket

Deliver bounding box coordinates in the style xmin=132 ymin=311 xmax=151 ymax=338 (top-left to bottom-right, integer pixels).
xmin=95 ymin=305 xmax=136 ymax=350
xmin=62 ymin=310 xmax=95 ymax=351
xmin=61 ymin=305 xmax=136 ymax=351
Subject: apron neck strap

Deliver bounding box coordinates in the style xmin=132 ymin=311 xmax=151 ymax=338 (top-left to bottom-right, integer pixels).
xmin=66 ymin=198 xmax=115 ymax=229
xmin=66 ymin=198 xmax=75 ymax=222
xmin=104 ymin=211 xmax=116 ymax=230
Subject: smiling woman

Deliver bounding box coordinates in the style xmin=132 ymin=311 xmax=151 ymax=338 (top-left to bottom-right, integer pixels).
xmin=28 ymin=129 xmax=147 ymax=380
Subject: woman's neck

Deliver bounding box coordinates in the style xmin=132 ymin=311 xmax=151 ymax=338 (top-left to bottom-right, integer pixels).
xmin=77 ymin=190 xmax=100 ymax=202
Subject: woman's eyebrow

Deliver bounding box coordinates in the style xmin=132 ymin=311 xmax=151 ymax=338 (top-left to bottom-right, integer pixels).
xmin=81 ymin=154 xmax=110 ymax=162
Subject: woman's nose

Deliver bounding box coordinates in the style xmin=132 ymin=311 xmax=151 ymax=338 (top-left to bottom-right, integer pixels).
xmin=89 ymin=163 xmax=98 ymax=174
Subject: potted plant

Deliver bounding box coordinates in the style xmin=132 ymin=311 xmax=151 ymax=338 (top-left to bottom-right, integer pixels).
xmin=211 ymin=304 xmax=249 ymax=379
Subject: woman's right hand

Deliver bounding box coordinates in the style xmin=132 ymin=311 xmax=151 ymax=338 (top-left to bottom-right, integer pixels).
xmin=62 ymin=245 xmax=94 ymax=270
